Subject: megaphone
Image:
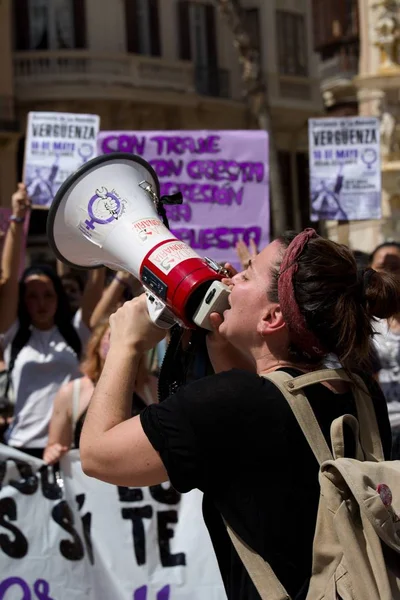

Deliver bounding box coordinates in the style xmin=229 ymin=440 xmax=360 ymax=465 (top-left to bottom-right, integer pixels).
xmin=47 ymin=152 xmax=230 ymax=330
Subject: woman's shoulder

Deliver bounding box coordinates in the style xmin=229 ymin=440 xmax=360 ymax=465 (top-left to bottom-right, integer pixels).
xmin=174 ymin=368 xmax=290 ymax=415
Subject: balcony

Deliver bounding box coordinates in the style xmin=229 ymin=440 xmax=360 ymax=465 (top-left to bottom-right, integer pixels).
xmin=194 ymin=66 xmax=231 ymax=99
xmin=13 ymin=51 xmax=196 ymax=101
xmin=0 ymin=96 xmax=19 ymax=134
xmin=318 ymin=53 xmax=359 ymax=92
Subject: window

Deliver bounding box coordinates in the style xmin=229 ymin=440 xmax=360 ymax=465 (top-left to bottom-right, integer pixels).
xmin=178 ymin=1 xmax=217 ymax=67
xmin=177 ymin=1 xmax=224 ymax=96
xmin=14 ymin=0 xmax=86 ymax=50
xmin=344 ymin=0 xmax=358 ymax=37
xmin=245 ymin=8 xmax=262 ymax=64
xmin=124 ymin=0 xmax=161 ymax=56
xmin=276 ymin=11 xmax=308 ymax=76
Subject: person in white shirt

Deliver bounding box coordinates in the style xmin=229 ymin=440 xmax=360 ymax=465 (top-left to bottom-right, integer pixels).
xmin=0 ymin=184 xmax=99 ymax=458
xmin=370 ymin=241 xmax=400 ymax=459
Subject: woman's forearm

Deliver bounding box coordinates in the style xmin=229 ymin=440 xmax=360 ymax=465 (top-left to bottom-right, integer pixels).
xmin=80 ymin=346 xmax=141 ymax=467
xmin=90 ymin=273 xmax=130 ymax=328
xmin=81 ymin=267 xmax=106 ymax=328
xmin=0 ymin=222 xmax=24 ymax=332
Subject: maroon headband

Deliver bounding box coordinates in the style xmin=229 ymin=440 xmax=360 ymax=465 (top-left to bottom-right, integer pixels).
xmin=278 ymin=228 xmax=325 ymax=358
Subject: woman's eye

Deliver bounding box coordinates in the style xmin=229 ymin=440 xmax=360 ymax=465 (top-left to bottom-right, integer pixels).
xmin=241 ymin=274 xmax=248 ymax=281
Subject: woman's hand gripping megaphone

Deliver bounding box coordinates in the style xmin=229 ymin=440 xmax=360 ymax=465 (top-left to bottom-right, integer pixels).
xmin=110 ymin=294 xmax=167 ymax=354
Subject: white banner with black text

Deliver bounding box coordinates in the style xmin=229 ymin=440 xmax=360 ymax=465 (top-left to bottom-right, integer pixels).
xmin=0 ymin=445 xmax=226 ymax=600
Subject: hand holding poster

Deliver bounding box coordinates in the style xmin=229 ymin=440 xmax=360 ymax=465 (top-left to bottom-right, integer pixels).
xmin=98 ymin=130 xmax=269 ymax=268
xmin=24 ymin=112 xmax=100 ymax=208
xmin=309 ymin=117 xmax=381 ymax=221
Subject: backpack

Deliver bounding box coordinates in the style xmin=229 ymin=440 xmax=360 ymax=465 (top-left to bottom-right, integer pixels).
xmin=224 ymin=368 xmax=400 ymax=600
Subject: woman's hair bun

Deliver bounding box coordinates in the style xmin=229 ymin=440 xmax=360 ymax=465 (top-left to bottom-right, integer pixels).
xmin=363 ymin=268 xmax=400 ymax=319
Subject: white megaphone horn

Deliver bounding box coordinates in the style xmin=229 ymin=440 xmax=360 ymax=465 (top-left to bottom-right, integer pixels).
xmin=47 ymin=153 xmax=231 ymax=330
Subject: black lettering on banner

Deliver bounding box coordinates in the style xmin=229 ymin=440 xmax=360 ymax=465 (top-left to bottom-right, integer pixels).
xmin=0 ymin=459 xmax=38 ymax=495
xmin=39 ymin=466 xmax=63 ymax=500
xmin=0 ymin=497 xmax=28 ymax=558
xmin=118 ymin=486 xmax=144 ymax=502
xmin=122 ymin=505 xmax=153 ymax=566
xmin=51 ymin=500 xmax=84 ymax=561
xmin=75 ymin=494 xmax=94 ymax=565
xmin=149 ymin=484 xmax=181 ymax=506
xmin=157 ymin=510 xmax=186 ymax=567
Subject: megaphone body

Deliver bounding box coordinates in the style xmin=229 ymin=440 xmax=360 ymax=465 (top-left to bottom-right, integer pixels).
xmin=47 ymin=153 xmax=230 ymax=330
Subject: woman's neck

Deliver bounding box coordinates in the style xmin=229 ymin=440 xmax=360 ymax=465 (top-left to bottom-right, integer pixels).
xmin=255 ymin=354 xmax=305 ymax=375
xmin=31 ymin=320 xmax=55 ymax=331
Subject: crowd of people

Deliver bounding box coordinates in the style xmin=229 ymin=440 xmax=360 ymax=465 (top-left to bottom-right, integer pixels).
xmin=0 ymin=183 xmax=400 ymax=599
xmin=0 ymin=183 xmax=158 ymax=462
xmin=1 ymin=183 xmax=400 ymax=463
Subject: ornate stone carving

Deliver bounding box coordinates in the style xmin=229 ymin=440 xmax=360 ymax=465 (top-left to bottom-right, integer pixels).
xmin=373 ymin=0 xmax=400 ymax=71
xmin=379 ymin=93 xmax=400 ymax=160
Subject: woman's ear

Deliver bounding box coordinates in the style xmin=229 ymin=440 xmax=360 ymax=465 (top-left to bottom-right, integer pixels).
xmin=257 ymin=304 xmax=286 ymax=337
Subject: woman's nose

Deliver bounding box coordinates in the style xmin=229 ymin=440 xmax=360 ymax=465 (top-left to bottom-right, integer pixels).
xmin=231 ymin=272 xmax=242 ymax=284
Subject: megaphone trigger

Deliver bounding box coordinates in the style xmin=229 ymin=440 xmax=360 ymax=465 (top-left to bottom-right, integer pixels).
xmin=144 ymin=289 xmax=177 ymax=330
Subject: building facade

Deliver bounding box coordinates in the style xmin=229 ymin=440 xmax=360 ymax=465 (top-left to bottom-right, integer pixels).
xmin=312 ymin=0 xmax=359 ymax=116
xmin=0 ymin=0 xmax=322 ymax=252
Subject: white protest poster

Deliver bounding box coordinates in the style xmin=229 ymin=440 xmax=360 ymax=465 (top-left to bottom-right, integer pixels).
xmin=24 ymin=112 xmax=100 ymax=208
xmin=309 ymin=117 xmax=381 ymax=221
xmin=0 ymin=445 xmax=226 ymax=600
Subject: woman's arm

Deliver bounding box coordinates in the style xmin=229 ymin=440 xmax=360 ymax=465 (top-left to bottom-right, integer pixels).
xmin=80 ymin=295 xmax=167 ymax=486
xmin=43 ymin=383 xmax=74 ymax=464
xmin=0 ymin=184 xmax=30 ymax=333
xmin=89 ymin=271 xmax=133 ymax=328
xmin=80 ymin=267 xmax=106 ymax=329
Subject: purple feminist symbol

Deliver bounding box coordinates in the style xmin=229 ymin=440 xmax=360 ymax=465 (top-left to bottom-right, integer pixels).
xmin=78 ymin=143 xmax=94 ymax=164
xmin=85 ymin=187 xmax=122 ymax=231
xmin=361 ymin=148 xmax=378 ymax=169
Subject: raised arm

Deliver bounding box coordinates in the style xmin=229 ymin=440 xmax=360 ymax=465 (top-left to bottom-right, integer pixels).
xmin=0 ymin=184 xmax=30 ymax=333
xmin=80 ymin=267 xmax=106 ymax=329
xmin=43 ymin=382 xmax=74 ymax=464
xmin=89 ymin=271 xmax=136 ymax=328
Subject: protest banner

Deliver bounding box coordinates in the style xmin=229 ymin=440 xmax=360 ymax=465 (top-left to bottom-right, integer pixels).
xmin=98 ymin=130 xmax=269 ymax=267
xmin=24 ymin=112 xmax=100 ymax=208
xmin=0 ymin=208 xmax=30 ymax=277
xmin=0 ymin=445 xmax=226 ymax=600
xmin=309 ymin=117 xmax=381 ymax=221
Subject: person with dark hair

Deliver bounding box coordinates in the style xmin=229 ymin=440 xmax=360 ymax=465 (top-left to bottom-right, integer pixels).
xmin=370 ymin=240 xmax=400 ymax=458
xmin=60 ymin=272 xmax=84 ymax=314
xmin=370 ymin=241 xmax=400 ymax=275
xmin=60 ymin=267 xmax=106 ymax=326
xmin=79 ymin=229 xmax=395 ymax=600
xmin=0 ymin=185 xmax=92 ymax=459
xmin=353 ymin=249 xmax=370 ymax=270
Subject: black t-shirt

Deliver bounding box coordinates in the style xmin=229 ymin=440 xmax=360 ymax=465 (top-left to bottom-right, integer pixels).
xmin=140 ymin=368 xmax=392 ymax=600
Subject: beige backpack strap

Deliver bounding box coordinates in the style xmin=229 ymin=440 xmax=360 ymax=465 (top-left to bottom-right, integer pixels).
xmin=278 ymin=368 xmax=352 ymax=391
xmin=224 ymin=519 xmax=291 ymax=600
xmin=330 ymin=414 xmax=364 ymax=461
xmin=262 ymin=370 xmax=333 ymax=465
xmin=348 ymin=374 xmax=385 ymax=461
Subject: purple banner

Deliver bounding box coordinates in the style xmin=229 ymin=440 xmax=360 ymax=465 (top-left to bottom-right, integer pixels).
xmin=98 ymin=130 xmax=269 ymax=268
